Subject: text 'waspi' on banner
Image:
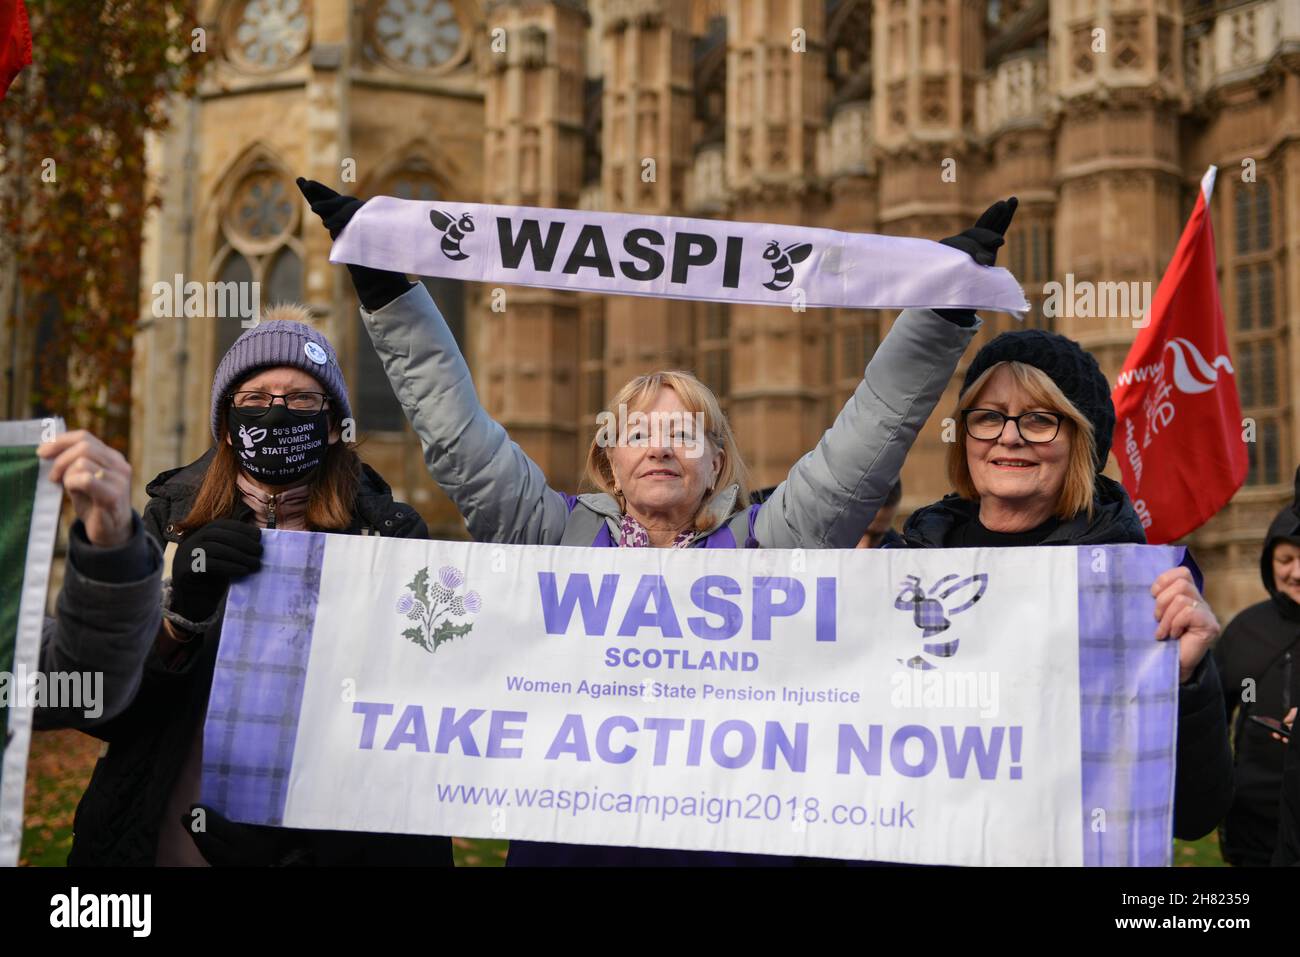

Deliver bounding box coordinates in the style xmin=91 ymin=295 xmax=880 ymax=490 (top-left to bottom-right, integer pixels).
xmin=328 ymin=197 xmax=1030 ymax=315
xmin=204 ymin=533 xmax=1181 ymax=866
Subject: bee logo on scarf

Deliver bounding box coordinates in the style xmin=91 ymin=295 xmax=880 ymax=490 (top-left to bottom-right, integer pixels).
xmin=894 ymin=573 xmax=989 ymax=670
xmin=761 ymin=240 xmax=813 ymax=291
xmin=429 ymin=209 xmax=475 ymax=261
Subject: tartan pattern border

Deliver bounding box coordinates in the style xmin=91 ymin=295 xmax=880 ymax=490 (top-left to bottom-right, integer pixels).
xmin=1077 ymin=545 xmax=1179 ymax=866
xmin=200 ymin=530 xmax=324 ymax=826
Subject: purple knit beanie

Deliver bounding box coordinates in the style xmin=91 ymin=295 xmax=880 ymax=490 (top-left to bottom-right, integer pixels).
xmin=210 ymin=318 xmax=352 ymax=440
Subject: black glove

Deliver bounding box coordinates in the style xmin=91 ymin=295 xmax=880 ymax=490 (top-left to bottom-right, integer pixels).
xmin=934 ymin=196 xmax=1019 ymax=325
xmin=939 ymin=196 xmax=1018 ymax=267
xmin=184 ymin=803 xmax=306 ymax=867
xmin=296 ymin=177 xmax=413 ymax=311
xmin=169 ymin=519 xmax=262 ymax=623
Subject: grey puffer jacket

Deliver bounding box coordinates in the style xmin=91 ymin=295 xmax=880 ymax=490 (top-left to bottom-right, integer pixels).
xmin=359 ymin=283 xmax=979 ymax=867
xmin=360 ymin=282 xmax=980 ymax=550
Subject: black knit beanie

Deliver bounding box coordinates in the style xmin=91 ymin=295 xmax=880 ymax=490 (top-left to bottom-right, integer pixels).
xmin=960 ymin=329 xmax=1114 ymax=471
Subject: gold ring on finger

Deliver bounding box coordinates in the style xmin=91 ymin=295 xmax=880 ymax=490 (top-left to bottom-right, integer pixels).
xmin=93 ymin=467 xmax=105 ymax=480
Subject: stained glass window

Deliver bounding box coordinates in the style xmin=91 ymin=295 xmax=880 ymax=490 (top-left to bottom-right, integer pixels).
xmin=232 ymin=0 xmax=310 ymax=71
xmin=229 ymin=171 xmax=295 ymax=243
xmin=372 ymin=0 xmax=463 ymax=70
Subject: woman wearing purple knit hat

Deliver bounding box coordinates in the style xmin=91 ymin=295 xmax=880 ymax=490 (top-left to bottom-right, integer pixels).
xmin=65 ymin=304 xmax=452 ymax=868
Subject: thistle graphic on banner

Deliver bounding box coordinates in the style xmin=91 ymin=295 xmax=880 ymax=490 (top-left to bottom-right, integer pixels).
xmin=396 ymin=565 xmax=483 ymax=654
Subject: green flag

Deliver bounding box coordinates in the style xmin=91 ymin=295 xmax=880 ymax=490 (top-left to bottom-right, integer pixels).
xmin=0 ymin=419 xmax=63 ymax=866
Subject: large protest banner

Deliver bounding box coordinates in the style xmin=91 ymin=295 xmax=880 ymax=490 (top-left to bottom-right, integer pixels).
xmin=0 ymin=419 xmax=63 ymax=866
xmin=330 ymin=198 xmax=1030 ymax=316
xmin=205 ymin=532 xmax=1181 ymax=866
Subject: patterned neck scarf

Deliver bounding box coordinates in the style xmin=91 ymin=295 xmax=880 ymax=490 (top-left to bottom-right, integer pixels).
xmin=618 ymin=512 xmax=696 ymax=548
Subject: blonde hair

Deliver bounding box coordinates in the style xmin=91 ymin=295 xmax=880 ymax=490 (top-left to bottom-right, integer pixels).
xmin=584 ymin=370 xmax=750 ymax=533
xmin=947 ymin=361 xmax=1098 ymax=520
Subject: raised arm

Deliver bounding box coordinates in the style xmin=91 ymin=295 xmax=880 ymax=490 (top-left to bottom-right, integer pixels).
xmin=756 ymin=308 xmax=980 ymax=549
xmin=756 ymin=198 xmax=1018 ymax=549
xmin=298 ymin=178 xmax=570 ymax=545
xmin=360 ymin=282 xmax=571 ymax=544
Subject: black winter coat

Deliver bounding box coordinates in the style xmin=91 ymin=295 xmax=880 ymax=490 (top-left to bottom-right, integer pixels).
xmin=1215 ymin=499 xmax=1300 ymax=865
xmin=1266 ymin=467 xmax=1300 ymax=866
xmin=67 ymin=448 xmax=453 ymax=867
xmin=899 ymin=475 xmax=1235 ymax=843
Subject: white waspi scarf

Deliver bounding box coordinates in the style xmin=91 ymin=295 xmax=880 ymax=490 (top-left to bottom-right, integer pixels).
xmin=330 ymin=197 xmax=1029 ymax=315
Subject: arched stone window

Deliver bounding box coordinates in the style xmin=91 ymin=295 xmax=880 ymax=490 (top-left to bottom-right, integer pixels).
xmin=1231 ymin=178 xmax=1285 ymax=486
xmin=210 ymin=157 xmax=304 ymax=377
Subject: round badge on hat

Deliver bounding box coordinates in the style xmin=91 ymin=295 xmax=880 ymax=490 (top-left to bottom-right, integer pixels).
xmin=304 ymin=341 xmax=328 ymax=365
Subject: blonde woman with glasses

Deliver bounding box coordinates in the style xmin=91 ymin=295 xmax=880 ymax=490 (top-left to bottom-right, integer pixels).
xmin=898 ymin=329 xmax=1234 ymax=846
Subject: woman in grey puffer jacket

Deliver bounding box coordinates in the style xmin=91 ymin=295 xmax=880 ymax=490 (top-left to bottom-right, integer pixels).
xmin=301 ymin=179 xmax=1019 ymax=865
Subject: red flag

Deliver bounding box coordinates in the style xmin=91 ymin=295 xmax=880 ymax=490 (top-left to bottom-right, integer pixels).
xmin=0 ymin=0 xmax=31 ymax=102
xmin=1112 ymin=166 xmax=1247 ymax=544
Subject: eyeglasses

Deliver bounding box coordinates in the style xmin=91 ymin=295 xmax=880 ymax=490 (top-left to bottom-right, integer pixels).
xmin=230 ymin=391 xmax=330 ymax=416
xmin=962 ymin=408 xmax=1064 ymax=443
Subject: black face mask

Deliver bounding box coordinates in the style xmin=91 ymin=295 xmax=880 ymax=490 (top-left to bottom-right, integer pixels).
xmin=227 ymin=404 xmax=330 ymax=486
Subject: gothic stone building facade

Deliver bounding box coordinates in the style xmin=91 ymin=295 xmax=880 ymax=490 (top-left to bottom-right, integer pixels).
xmin=9 ymin=0 xmax=1299 ymax=621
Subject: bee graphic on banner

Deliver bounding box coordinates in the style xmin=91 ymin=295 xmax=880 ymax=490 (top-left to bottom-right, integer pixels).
xmin=894 ymin=573 xmax=989 ymax=670
xmin=428 ymin=209 xmax=475 ymax=260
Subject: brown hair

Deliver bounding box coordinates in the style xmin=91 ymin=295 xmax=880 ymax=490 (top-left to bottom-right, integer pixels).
xmin=176 ymin=409 xmax=361 ymax=535
xmin=947 ymin=360 xmax=1098 ymax=520
xmin=584 ymin=370 xmax=750 ymax=533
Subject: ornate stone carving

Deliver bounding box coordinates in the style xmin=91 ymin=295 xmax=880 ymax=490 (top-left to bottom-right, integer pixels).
xmin=1112 ymin=14 xmax=1143 ymax=70
xmin=688 ymin=142 xmax=725 ymax=212
xmin=978 ymin=52 xmax=1048 ymax=134
xmin=828 ymin=100 xmax=872 ymax=176
xmin=606 ymin=0 xmax=663 ymax=30
xmin=1072 ymin=23 xmax=1095 ymax=77
xmin=1231 ymin=6 xmax=1258 ymax=68
xmin=921 ymin=78 xmax=947 ymax=124
xmin=517 ymin=24 xmax=549 ymax=69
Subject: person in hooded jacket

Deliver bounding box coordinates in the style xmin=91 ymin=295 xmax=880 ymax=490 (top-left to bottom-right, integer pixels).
xmin=898 ymin=329 xmax=1234 ymax=842
xmin=65 ymin=306 xmax=452 ymax=867
xmin=1217 ymin=466 xmax=1300 ymax=865
xmin=298 ymin=176 xmax=1020 ymax=865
